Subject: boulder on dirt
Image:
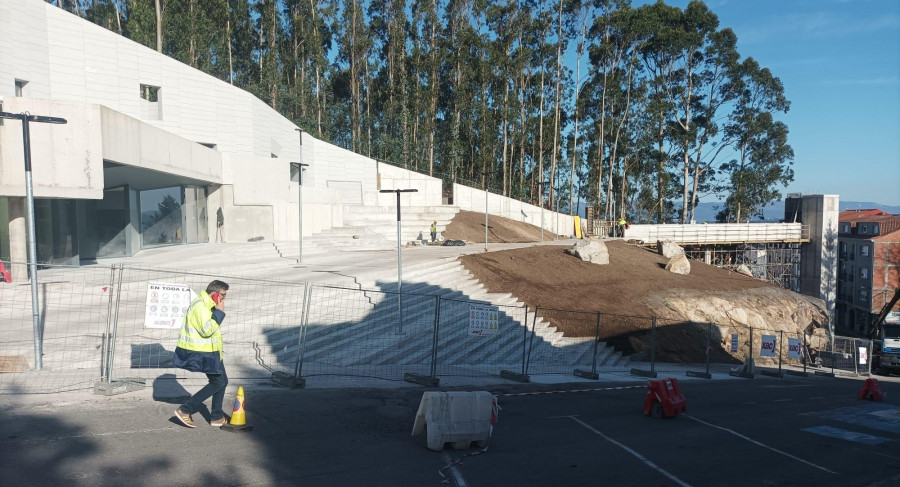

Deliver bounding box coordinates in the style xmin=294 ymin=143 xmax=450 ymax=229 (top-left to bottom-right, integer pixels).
xmin=565 ymin=240 xmax=609 ymax=265
xmin=735 ymin=264 xmax=753 ymax=277
xmin=665 ymin=253 xmax=691 ymax=275
xmin=658 ymin=239 xmax=684 ymax=258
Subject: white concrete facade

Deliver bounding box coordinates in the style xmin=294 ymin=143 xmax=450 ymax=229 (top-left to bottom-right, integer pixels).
xmin=0 ymin=0 xmax=574 ymax=269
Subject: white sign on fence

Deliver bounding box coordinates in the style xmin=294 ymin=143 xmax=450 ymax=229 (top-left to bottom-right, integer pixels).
xmin=760 ymin=334 xmax=777 ymax=357
xmin=731 ymin=334 xmax=739 ymax=352
xmin=469 ymin=305 xmax=499 ymax=336
xmin=787 ymin=338 xmax=802 ymax=359
xmin=859 ymin=347 xmax=868 ymax=365
xmin=145 ymin=282 xmax=195 ymax=329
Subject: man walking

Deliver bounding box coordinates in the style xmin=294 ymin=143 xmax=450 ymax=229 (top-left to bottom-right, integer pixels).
xmin=430 ymin=220 xmax=438 ymax=243
xmin=173 ymin=280 xmax=230 ymax=428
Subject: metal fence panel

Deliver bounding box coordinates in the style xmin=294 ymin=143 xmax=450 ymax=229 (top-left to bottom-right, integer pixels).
xmin=824 ymin=336 xmax=872 ymax=376
xmin=108 ymin=266 xmax=306 ymax=384
xmin=602 ymin=313 xmax=654 ymax=375
xmin=0 ymin=263 xmax=114 ymax=393
xmin=434 ymin=297 xmax=527 ymax=378
xmin=523 ymin=308 xmax=598 ymax=376
xmin=298 ymin=284 xmax=438 ymax=381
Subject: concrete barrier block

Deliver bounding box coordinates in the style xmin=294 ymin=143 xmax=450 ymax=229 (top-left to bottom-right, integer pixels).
xmin=411 ymin=391 xmax=496 ymax=451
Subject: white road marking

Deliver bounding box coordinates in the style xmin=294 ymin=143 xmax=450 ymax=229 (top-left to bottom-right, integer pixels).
xmin=773 ymin=399 xmax=792 ymax=402
xmin=567 ymin=416 xmax=694 ymax=487
xmin=1 ymin=426 xmax=175 ymax=444
xmin=685 ymin=415 xmax=837 ymax=474
xmin=441 ymin=451 xmax=468 ymax=487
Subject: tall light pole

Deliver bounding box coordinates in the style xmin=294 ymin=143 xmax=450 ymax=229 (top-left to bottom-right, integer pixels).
xmin=484 ymin=186 xmax=489 ymax=252
xmin=290 ymin=162 xmax=309 ymax=263
xmin=380 ymin=188 xmax=418 ymax=334
xmin=0 ymin=111 xmax=68 ymax=371
xmin=538 ymin=180 xmax=549 ymax=244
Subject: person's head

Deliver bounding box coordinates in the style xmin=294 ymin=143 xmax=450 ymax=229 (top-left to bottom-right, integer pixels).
xmin=207 ymin=280 xmax=229 ymax=298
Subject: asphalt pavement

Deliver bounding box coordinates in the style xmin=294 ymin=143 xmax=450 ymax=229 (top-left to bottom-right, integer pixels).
xmin=3 ymin=373 xmax=900 ymax=486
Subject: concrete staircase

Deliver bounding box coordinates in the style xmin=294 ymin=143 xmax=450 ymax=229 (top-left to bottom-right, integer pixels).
xmin=262 ymin=257 xmax=629 ymax=374
xmin=271 ymin=205 xmax=461 ymax=259
xmin=342 ymin=205 xmax=460 ymax=244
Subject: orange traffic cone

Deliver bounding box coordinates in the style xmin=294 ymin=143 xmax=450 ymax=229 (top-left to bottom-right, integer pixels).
xmin=222 ymin=386 xmax=253 ymax=432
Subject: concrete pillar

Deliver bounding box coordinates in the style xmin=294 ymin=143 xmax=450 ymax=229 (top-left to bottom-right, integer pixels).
xmin=7 ymin=197 xmax=28 ymax=281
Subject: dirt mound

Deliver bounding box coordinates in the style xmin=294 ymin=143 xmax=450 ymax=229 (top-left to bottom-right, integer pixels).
xmin=443 ymin=210 xmax=560 ymax=243
xmin=459 ymin=240 xmax=772 ymax=317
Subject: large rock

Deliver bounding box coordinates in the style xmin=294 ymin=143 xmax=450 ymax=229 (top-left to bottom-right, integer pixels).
xmin=735 ymin=264 xmax=753 ymax=277
xmin=658 ymin=239 xmax=684 ymax=258
xmin=566 ymin=240 xmax=609 ymax=265
xmin=665 ymin=253 xmax=691 ymax=275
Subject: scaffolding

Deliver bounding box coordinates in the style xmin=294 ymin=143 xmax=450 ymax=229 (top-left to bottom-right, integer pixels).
xmin=683 ymin=243 xmax=801 ymax=292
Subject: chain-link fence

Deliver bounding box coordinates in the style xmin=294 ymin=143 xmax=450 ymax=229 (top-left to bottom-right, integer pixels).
xmin=1 ymin=260 xmax=850 ymax=393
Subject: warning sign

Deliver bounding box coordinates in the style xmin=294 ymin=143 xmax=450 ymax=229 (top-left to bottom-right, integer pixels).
xmin=469 ymin=305 xmax=499 ymax=336
xmin=145 ymin=282 xmax=196 ymax=329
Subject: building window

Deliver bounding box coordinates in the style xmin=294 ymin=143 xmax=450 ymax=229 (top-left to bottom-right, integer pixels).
xmin=861 ymin=224 xmax=868 ymax=234
xmin=860 ymin=268 xmax=868 ymax=279
xmin=873 ymin=224 xmax=879 ymax=235
xmin=841 ymin=223 xmax=850 ymax=233
xmin=139 ymin=84 xmax=162 ymax=120
xmin=14 ymin=79 xmax=28 ymax=97
xmin=861 ymin=245 xmax=869 ymax=257
xmin=860 ymin=289 xmax=868 ymax=303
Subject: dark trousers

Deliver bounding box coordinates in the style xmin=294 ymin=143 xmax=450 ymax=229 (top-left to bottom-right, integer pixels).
xmin=180 ymin=367 xmax=228 ymax=420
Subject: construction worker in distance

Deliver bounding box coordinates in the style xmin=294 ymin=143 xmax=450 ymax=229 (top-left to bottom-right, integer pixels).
xmin=173 ymin=280 xmax=230 ymax=428
xmin=431 ymin=220 xmax=438 ymax=243
xmin=617 ymin=217 xmax=627 ymax=237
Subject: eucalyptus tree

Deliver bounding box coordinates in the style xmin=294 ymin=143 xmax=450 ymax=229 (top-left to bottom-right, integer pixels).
xmin=717 ymin=58 xmax=792 ymax=222
xmin=284 ymin=0 xmax=334 ymax=138
xmin=486 ymin=0 xmax=519 ymax=195
xmin=122 ymin=0 xmax=159 ymax=50
xmin=335 ymin=0 xmax=372 ymax=153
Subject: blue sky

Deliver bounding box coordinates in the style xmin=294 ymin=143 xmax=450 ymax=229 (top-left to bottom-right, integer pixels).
xmin=634 ymin=0 xmax=900 ymax=205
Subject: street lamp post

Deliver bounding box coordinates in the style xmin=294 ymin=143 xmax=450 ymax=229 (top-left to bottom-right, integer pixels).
xmin=380 ymin=188 xmax=418 ymax=334
xmin=290 ymin=162 xmax=309 ymax=263
xmin=538 ymin=180 xmax=549 ymax=244
xmin=484 ymin=187 xmax=489 ymax=251
xmin=0 ymin=111 xmax=68 ymax=371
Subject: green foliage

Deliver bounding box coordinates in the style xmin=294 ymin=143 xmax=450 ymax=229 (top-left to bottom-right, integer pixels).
xmin=57 ymin=0 xmax=793 ymax=223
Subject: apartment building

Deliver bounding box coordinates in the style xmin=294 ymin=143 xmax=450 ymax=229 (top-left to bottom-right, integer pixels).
xmin=836 ymin=210 xmax=900 ymax=333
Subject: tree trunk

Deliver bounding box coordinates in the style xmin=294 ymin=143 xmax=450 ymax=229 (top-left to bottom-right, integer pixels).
xmin=155 ymin=0 xmax=163 ymax=52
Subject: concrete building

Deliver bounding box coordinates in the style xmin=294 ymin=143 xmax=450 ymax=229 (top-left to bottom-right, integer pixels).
xmin=0 ymin=0 xmax=575 ymax=281
xmin=835 ymin=210 xmax=900 ymax=333
xmin=784 ymin=194 xmax=840 ymax=334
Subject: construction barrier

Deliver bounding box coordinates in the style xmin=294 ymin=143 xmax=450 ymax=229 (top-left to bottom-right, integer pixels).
xmin=643 ymin=378 xmax=686 ymax=418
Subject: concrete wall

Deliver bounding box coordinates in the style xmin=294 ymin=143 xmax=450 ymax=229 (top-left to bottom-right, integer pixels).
xmin=0 ymin=0 xmax=300 ymax=162
xmin=0 ymin=98 xmax=104 ymax=199
xmin=376 ymin=164 xmax=443 ymax=207
xmin=796 ymin=194 xmax=840 ymax=334
xmin=453 ymin=184 xmax=576 ymax=237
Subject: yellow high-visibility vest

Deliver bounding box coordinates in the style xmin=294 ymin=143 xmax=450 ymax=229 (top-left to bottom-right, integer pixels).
xmin=176 ymin=291 xmax=223 ymax=358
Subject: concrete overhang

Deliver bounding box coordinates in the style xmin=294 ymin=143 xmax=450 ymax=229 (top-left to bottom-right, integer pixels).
xmin=100 ymin=106 xmax=223 ymax=187
xmin=1 ymin=98 xmax=223 ymax=199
